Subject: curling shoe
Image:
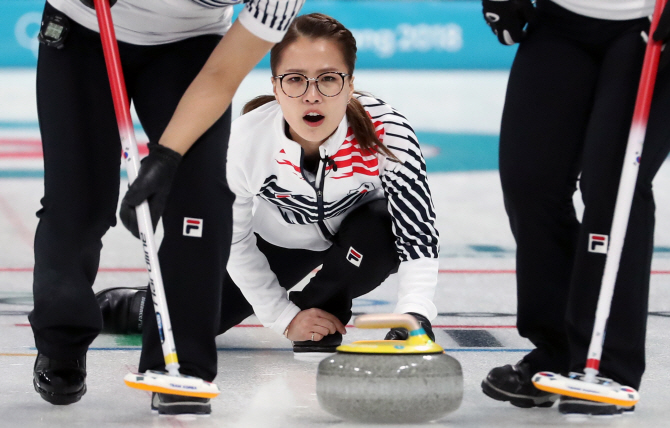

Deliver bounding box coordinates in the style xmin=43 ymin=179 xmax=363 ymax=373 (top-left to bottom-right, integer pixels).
xmin=151 ymin=392 xmax=211 ymax=415
xmin=558 ymin=396 xmax=634 ymax=416
xmin=33 ymin=353 xmax=87 ymax=405
xmin=293 ymin=332 xmax=342 ymax=361
xmin=96 ymin=286 xmax=147 ymax=334
xmin=384 ymin=312 xmax=436 ymax=341
xmin=481 ymin=360 xmax=559 ymax=408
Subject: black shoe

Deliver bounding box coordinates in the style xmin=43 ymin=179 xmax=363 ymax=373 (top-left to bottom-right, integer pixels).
xmin=558 ymin=396 xmax=634 ymax=416
xmin=481 ymin=360 xmax=559 ymax=408
xmin=96 ymin=286 xmax=147 ymax=334
xmin=33 ymin=353 xmax=87 ymax=405
xmin=293 ymin=332 xmax=342 ymax=361
xmin=384 ymin=312 xmax=436 ymax=342
xmin=151 ymin=392 xmax=211 ymax=415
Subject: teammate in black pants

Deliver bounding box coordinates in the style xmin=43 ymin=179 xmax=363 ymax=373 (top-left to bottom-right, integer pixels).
xmin=99 ymin=14 xmax=440 ymax=362
xmin=480 ymin=0 xmax=670 ymax=415
xmin=30 ymin=0 xmax=301 ymax=415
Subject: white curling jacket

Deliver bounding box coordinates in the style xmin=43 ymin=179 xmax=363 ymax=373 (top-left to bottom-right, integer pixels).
xmin=48 ymin=0 xmax=304 ymax=45
xmin=551 ymin=0 xmax=654 ymax=20
xmin=226 ymin=95 xmax=440 ymax=336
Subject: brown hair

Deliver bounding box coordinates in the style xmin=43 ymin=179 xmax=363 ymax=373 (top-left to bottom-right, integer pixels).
xmin=242 ymin=13 xmax=397 ymax=160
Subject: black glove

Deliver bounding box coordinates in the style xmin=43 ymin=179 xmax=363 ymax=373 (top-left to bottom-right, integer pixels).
xmin=119 ymin=144 xmax=182 ymax=239
xmin=653 ymin=3 xmax=670 ymax=70
xmin=79 ymin=0 xmax=118 ymax=8
xmin=384 ymin=312 xmax=436 ymax=342
xmin=482 ymin=0 xmax=536 ymax=46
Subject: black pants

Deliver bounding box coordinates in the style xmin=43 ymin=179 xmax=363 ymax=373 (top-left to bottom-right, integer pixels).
xmin=29 ymin=3 xmax=233 ymax=382
xmin=218 ymin=199 xmax=400 ymax=335
xmin=500 ymin=0 xmax=670 ymax=389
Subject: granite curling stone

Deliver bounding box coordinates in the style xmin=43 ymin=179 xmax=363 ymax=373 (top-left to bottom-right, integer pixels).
xmin=316 ymin=313 xmax=463 ymax=423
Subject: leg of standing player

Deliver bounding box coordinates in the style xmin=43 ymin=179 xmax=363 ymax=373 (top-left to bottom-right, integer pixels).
xmin=30 ymin=5 xmax=121 ymax=404
xmin=125 ymin=35 xmax=233 ymax=382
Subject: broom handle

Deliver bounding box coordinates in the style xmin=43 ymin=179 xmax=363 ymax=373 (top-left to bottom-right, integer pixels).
xmin=584 ymin=0 xmax=667 ymax=382
xmin=93 ymin=0 xmax=180 ymax=376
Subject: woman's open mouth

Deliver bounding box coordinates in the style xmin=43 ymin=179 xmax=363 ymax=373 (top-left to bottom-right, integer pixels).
xmin=303 ymin=112 xmax=325 ymax=127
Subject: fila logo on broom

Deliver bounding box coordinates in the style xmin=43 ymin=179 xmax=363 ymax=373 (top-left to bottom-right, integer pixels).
xmin=183 ymin=217 xmax=203 ymax=238
xmin=347 ymin=247 xmax=363 ymax=267
xmin=588 ymin=233 xmax=608 ymax=254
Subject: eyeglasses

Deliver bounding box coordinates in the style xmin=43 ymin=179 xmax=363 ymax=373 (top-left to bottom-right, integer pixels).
xmin=273 ymin=72 xmax=351 ymax=98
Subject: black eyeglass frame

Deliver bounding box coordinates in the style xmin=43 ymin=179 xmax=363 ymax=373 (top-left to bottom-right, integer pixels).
xmin=273 ymin=71 xmax=351 ymax=98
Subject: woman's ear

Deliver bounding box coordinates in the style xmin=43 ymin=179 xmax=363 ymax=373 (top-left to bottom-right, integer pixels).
xmin=348 ymin=75 xmax=355 ymax=99
xmin=272 ymin=77 xmax=280 ymax=102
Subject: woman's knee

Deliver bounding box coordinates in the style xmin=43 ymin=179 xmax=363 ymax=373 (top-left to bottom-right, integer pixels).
xmin=338 ymin=200 xmax=394 ymax=246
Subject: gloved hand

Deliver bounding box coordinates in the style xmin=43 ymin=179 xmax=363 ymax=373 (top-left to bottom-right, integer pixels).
xmin=119 ymin=144 xmax=182 ymax=239
xmin=79 ymin=0 xmax=118 ymax=8
xmin=653 ymin=3 xmax=670 ymax=69
xmin=384 ymin=312 xmax=436 ymax=342
xmin=482 ymin=0 xmax=536 ymax=45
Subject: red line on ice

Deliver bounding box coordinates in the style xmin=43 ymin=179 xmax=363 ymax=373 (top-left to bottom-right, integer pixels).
xmin=0 ymin=139 xmax=42 ymax=146
xmin=0 ymin=152 xmax=43 ymax=158
xmin=0 ymin=138 xmax=149 ymax=158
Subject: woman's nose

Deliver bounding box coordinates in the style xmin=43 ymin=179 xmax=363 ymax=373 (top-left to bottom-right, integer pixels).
xmin=303 ymin=81 xmax=322 ymax=102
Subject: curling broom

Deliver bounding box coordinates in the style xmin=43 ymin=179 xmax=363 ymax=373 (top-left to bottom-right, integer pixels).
xmin=92 ymin=0 xmax=219 ymax=399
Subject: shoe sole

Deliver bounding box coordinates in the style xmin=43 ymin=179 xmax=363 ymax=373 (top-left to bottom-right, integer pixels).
xmin=559 ymin=401 xmax=623 ymax=416
xmin=33 ymin=379 xmax=86 ymax=405
xmin=157 ymin=403 xmax=211 ymax=415
xmin=158 ymin=408 xmax=211 ymax=416
xmin=481 ymin=379 xmax=557 ymax=408
xmin=152 ymin=393 xmax=211 ymax=415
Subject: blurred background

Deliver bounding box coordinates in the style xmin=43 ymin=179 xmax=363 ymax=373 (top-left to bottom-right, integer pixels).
xmin=0 ymin=0 xmax=515 ymax=176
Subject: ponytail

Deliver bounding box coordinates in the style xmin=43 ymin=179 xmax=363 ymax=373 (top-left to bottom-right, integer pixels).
xmin=242 ymin=92 xmax=399 ymax=162
xmin=242 ymin=95 xmax=277 ymax=115
xmin=346 ymin=94 xmax=398 ymax=161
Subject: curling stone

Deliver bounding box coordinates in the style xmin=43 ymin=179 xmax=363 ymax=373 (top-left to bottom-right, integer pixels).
xmin=316 ymin=313 xmax=463 ymax=423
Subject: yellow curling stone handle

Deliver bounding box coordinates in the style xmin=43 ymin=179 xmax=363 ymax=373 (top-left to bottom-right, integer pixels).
xmin=337 ymin=313 xmax=444 ymax=354
xmin=355 ymin=313 xmax=421 ymax=331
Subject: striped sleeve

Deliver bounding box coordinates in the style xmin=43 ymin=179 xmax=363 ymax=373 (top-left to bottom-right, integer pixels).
xmin=238 ymin=0 xmax=305 ymax=42
xmin=359 ymin=95 xmax=439 ymax=320
xmin=360 ymin=97 xmax=440 ymax=262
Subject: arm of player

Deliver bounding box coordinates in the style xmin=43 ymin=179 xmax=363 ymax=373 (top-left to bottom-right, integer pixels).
xmin=225 ymin=136 xmax=302 ymax=336
xmin=120 ymin=0 xmax=303 ymax=237
xmin=371 ymin=99 xmax=440 ymax=322
xmin=158 ymin=20 xmax=274 ymax=155
xmin=118 ymin=21 xmax=271 ymax=238
xmin=158 ymin=0 xmax=303 ymax=155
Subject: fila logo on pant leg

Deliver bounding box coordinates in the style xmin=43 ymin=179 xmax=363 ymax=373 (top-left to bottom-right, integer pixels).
xmin=588 ymin=233 xmax=608 ymax=254
xmin=183 ymin=217 xmax=203 ymax=238
xmin=347 ymin=247 xmax=363 ymax=267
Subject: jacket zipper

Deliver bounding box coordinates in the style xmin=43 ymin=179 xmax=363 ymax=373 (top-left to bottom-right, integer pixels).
xmin=300 ymin=148 xmax=333 ymax=241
